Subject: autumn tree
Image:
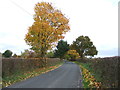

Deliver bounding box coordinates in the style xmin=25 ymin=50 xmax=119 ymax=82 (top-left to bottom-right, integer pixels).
xmin=25 ymin=2 xmax=70 ymax=58
xmin=71 ymin=35 xmax=98 ymax=58
xmin=54 ymin=40 xmax=69 ymax=59
xmin=65 ymin=50 xmax=80 ymax=60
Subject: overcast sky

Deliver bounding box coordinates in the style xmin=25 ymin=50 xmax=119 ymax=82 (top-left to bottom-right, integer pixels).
xmin=0 ymin=0 xmax=119 ymax=57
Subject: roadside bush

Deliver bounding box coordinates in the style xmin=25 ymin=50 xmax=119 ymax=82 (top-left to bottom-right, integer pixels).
xmin=2 ymin=58 xmax=61 ymax=77
xmin=77 ymin=56 xmax=119 ymax=88
xmin=65 ymin=50 xmax=80 ymax=60
xmin=90 ymin=57 xmax=118 ymax=88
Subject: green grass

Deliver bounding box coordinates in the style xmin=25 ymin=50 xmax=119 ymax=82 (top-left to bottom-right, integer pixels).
xmin=73 ymin=61 xmax=102 ymax=88
xmin=2 ymin=62 xmax=63 ymax=88
xmin=79 ymin=62 xmax=101 ymax=81
xmin=82 ymin=80 xmax=89 ymax=88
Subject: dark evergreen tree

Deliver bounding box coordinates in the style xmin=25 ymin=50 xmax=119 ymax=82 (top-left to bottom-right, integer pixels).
xmin=54 ymin=40 xmax=69 ymax=59
xmin=2 ymin=50 xmax=13 ymax=58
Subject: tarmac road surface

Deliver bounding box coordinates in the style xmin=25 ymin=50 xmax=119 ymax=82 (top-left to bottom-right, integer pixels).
xmin=7 ymin=62 xmax=83 ymax=88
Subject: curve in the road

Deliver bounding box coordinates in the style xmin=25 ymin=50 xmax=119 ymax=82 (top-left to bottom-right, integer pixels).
xmin=7 ymin=62 xmax=83 ymax=88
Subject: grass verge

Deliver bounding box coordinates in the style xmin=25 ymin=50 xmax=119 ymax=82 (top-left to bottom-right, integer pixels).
xmin=2 ymin=62 xmax=63 ymax=88
xmin=73 ymin=61 xmax=101 ymax=88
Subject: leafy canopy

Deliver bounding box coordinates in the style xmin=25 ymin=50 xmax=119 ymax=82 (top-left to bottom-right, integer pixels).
xmin=2 ymin=50 xmax=13 ymax=58
xmin=46 ymin=51 xmax=54 ymax=58
xmin=65 ymin=50 xmax=80 ymax=60
xmin=25 ymin=2 xmax=70 ymax=57
xmin=71 ymin=35 xmax=98 ymax=58
xmin=54 ymin=40 xmax=69 ymax=59
xmin=21 ymin=49 xmax=37 ymax=58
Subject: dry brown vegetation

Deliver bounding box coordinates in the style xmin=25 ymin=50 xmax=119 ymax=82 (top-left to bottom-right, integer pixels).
xmin=77 ymin=56 xmax=119 ymax=88
xmin=2 ymin=58 xmax=61 ymax=77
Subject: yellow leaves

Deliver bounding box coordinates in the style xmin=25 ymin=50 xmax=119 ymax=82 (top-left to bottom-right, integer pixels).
xmin=67 ymin=50 xmax=75 ymax=54
xmin=2 ymin=63 xmax=62 ymax=88
xmin=25 ymin=2 xmax=70 ymax=57
xmin=66 ymin=50 xmax=80 ymax=60
xmin=80 ymin=65 xmax=102 ymax=88
xmin=2 ymin=80 xmax=12 ymax=87
xmin=67 ymin=50 xmax=80 ymax=57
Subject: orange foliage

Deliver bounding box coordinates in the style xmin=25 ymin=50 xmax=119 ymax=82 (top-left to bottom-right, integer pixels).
xmin=25 ymin=2 xmax=70 ymax=57
xmin=66 ymin=50 xmax=80 ymax=60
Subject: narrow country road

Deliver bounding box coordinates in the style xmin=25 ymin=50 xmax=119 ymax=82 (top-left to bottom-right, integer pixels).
xmin=7 ymin=62 xmax=83 ymax=88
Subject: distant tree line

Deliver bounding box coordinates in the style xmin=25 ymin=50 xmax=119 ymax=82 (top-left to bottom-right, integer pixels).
xmin=1 ymin=35 xmax=98 ymax=60
xmin=1 ymin=2 xmax=98 ymax=60
xmin=54 ymin=35 xmax=98 ymax=60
